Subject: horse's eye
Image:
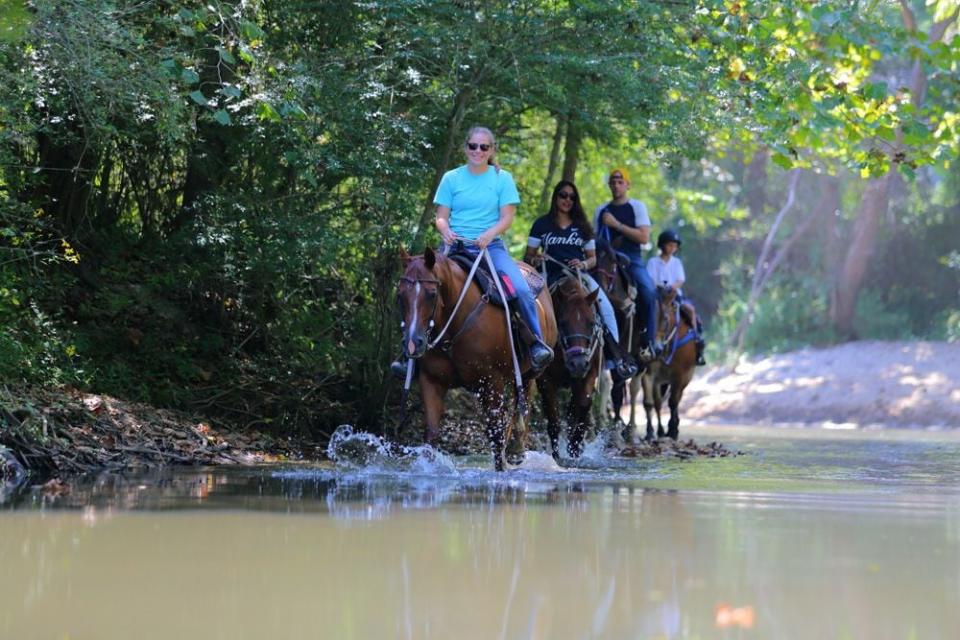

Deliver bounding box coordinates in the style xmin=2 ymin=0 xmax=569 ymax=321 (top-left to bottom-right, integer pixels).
xmin=425 ymin=288 xmax=437 ymax=299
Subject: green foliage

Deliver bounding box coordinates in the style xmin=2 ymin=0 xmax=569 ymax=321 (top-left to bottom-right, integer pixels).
xmin=693 ymin=0 xmax=958 ymax=178
xmin=0 ymin=0 xmax=957 ymax=437
xmin=712 ymin=263 xmax=838 ymax=357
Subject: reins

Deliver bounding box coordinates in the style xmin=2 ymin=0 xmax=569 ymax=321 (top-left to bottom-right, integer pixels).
xmin=401 ymin=248 xmax=486 ymax=392
xmin=400 ymin=245 xmax=528 ymax=415
xmin=658 ymin=296 xmax=697 ymax=366
xmin=550 ymin=275 xmax=603 ymax=368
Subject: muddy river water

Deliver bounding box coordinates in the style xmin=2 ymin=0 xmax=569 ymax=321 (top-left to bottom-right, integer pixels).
xmin=2 ymin=424 xmax=960 ymax=639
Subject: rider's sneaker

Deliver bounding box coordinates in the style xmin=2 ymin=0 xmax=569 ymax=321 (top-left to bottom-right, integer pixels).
xmin=615 ymin=356 xmax=639 ymax=379
xmin=696 ymin=353 xmax=707 ymax=366
xmin=529 ymin=340 xmax=554 ymax=371
xmin=390 ymin=359 xmax=408 ymax=379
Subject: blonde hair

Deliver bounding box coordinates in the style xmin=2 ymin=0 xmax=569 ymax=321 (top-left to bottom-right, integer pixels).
xmin=465 ymin=126 xmax=497 ymax=167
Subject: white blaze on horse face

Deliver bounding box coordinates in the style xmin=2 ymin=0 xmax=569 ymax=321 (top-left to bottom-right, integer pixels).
xmin=406 ymin=282 xmax=420 ymax=355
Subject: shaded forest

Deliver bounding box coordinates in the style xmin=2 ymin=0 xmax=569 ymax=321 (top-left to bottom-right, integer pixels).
xmin=1 ymin=0 xmax=957 ymax=440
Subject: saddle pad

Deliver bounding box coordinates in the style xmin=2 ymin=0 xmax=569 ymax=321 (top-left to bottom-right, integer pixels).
xmin=448 ymin=253 xmax=544 ymax=307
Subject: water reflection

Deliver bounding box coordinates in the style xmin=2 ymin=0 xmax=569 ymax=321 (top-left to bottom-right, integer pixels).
xmin=3 ymin=428 xmax=960 ymax=638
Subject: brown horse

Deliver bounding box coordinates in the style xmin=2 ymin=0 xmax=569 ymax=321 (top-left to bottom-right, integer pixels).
xmin=536 ymin=276 xmax=601 ymax=461
xmin=397 ymin=247 xmax=557 ymax=471
xmin=627 ymin=286 xmax=697 ymax=441
xmin=591 ymin=239 xmax=643 ymax=429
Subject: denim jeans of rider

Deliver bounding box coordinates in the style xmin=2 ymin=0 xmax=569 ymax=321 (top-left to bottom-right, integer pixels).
xmin=627 ymin=255 xmax=657 ymax=346
xmin=445 ymin=240 xmax=544 ymax=340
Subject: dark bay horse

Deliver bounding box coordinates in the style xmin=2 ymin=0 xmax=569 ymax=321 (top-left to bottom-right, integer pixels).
xmin=591 ymin=240 xmax=644 ymax=428
xmin=536 ymin=276 xmax=601 ymax=461
xmin=397 ymin=247 xmax=557 ymax=471
xmin=628 ymin=286 xmax=697 ymax=441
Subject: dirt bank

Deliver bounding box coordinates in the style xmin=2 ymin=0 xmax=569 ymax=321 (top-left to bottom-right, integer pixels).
xmin=683 ymin=340 xmax=960 ymax=429
xmin=0 ymin=386 xmax=304 ymax=478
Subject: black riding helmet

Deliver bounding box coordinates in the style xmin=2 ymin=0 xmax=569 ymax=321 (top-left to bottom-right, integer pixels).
xmin=657 ymin=228 xmax=682 ymax=250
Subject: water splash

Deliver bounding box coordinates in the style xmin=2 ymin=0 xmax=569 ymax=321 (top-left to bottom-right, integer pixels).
xmin=514 ymin=451 xmax=566 ymax=472
xmin=326 ymin=425 xmax=458 ymax=476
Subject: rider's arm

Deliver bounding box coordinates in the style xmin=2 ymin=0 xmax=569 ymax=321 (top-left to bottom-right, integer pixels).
xmin=435 ymin=205 xmax=456 ymax=244
xmin=580 ymin=248 xmax=597 ymax=271
xmin=613 ymin=221 xmax=650 ymax=245
xmin=523 ymin=245 xmax=540 ymax=265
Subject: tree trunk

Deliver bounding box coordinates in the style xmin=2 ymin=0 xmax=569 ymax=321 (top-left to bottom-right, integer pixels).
xmin=729 ymin=169 xmax=802 ymax=352
xmin=829 ymin=5 xmax=956 ymax=338
xmin=831 ymin=174 xmax=890 ymax=338
xmin=743 ymin=147 xmax=769 ymax=218
xmin=537 ymin=115 xmax=566 ymax=213
xmin=560 ymin=117 xmax=582 ymax=183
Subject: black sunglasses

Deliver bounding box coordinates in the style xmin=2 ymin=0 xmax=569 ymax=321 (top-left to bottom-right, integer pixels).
xmin=466 ymin=142 xmax=492 ymax=151
xmin=557 ymin=191 xmax=576 ymax=200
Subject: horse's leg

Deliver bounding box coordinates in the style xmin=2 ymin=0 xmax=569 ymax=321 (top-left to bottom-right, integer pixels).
xmin=667 ymin=384 xmax=683 ymax=440
xmin=539 ymin=378 xmax=563 ymax=462
xmin=627 ymin=374 xmax=643 ymax=443
xmin=506 ymin=380 xmax=532 ymax=466
xmin=667 ymin=371 xmax=694 ymax=440
xmin=479 ymin=382 xmax=508 ymax=471
xmin=656 ymin=383 xmax=668 ymax=438
xmin=420 ymin=376 xmax=447 ymax=445
xmin=642 ymin=373 xmax=656 ymax=441
xmin=611 ymin=376 xmax=626 ymax=422
xmin=593 ymin=369 xmax=612 ymax=428
xmin=566 ymin=382 xmax=592 ymax=458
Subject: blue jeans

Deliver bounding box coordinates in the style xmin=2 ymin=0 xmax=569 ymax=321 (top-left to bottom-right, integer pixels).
xmin=627 ymin=255 xmax=657 ymax=347
xmin=445 ymin=240 xmax=544 ymax=340
xmin=580 ymin=273 xmax=619 ymax=343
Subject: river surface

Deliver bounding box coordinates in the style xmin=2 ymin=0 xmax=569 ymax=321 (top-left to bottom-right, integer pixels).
xmin=2 ymin=424 xmax=960 ymax=639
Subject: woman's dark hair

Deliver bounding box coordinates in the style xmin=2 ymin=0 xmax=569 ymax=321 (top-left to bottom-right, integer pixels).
xmin=548 ymin=180 xmax=594 ymax=240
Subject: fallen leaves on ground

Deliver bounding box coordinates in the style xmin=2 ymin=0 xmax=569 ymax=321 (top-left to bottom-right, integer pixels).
xmin=620 ymin=438 xmax=738 ymax=459
xmin=1 ymin=386 xmax=306 ymax=476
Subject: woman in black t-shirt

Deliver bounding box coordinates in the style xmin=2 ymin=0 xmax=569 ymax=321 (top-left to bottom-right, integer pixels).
xmin=524 ymin=181 xmax=637 ymax=379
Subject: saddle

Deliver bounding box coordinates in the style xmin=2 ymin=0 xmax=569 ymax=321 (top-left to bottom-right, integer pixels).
xmin=447 ymin=247 xmax=545 ymax=308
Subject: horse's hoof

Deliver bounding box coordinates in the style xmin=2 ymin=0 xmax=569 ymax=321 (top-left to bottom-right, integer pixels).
xmin=505 ymin=453 xmax=524 ymax=467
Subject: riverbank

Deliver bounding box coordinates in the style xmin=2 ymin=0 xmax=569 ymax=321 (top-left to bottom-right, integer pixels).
xmin=684 ymin=340 xmax=960 ymax=429
xmin=4 ymin=340 xmax=957 ymax=483
xmin=0 ymin=386 xmax=303 ymax=478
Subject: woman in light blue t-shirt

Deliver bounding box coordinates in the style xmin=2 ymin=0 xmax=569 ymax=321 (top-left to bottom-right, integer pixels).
xmin=432 ymin=126 xmax=553 ymax=370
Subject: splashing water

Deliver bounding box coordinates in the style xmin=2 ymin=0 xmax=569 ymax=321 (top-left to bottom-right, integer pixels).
xmin=326 ymin=425 xmax=458 ymax=476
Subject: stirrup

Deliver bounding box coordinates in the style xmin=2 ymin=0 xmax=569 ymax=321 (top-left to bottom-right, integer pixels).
xmin=636 ymin=345 xmax=655 ymax=362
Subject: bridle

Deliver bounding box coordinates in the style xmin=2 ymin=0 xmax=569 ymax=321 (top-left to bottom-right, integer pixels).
xmin=553 ymin=277 xmax=602 ymax=366
xmin=397 ymin=275 xmax=443 ymax=346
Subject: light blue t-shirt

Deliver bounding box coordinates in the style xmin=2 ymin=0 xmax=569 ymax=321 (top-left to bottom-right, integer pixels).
xmin=433 ymin=165 xmax=521 ymax=241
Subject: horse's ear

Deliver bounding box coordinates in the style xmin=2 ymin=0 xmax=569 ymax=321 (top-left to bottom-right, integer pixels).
xmin=586 ymin=288 xmax=600 ymax=306
xmin=400 ymin=247 xmax=412 ymax=264
xmin=424 ymin=246 xmax=436 ymax=270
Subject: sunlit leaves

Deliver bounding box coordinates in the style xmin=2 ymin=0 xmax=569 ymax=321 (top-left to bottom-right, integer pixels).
xmin=695 ymin=0 xmax=958 ymax=178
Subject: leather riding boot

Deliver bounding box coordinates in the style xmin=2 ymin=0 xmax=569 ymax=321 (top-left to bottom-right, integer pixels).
xmin=529 ymin=339 xmax=554 ymax=371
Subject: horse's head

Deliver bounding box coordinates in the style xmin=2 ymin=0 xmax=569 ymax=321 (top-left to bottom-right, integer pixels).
xmin=657 ymin=285 xmax=677 ymax=306
xmin=655 ymin=285 xmax=679 ymax=342
xmin=397 ymin=247 xmax=444 ymax=359
xmin=592 ymin=238 xmax=631 ymax=308
xmin=553 ymin=277 xmax=600 ymax=379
